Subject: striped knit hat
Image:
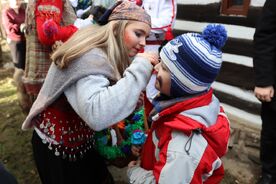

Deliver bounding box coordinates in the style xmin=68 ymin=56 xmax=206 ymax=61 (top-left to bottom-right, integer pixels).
xmin=160 ymin=24 xmax=227 ymax=97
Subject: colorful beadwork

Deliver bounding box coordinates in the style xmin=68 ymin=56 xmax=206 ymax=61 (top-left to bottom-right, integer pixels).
xmin=94 ymin=108 xmax=146 ymax=160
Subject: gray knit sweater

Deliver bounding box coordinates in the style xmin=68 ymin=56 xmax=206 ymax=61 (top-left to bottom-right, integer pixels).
xmin=22 ymin=48 xmax=153 ymax=130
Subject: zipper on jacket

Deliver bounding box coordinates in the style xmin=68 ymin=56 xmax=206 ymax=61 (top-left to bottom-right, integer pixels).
xmin=184 ymin=128 xmax=202 ymax=155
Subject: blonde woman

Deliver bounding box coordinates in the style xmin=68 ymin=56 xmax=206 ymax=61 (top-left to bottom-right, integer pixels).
xmin=22 ymin=1 xmax=158 ymax=183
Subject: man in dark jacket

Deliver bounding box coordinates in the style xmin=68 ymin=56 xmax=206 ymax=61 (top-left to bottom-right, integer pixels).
xmin=253 ymin=0 xmax=276 ymax=183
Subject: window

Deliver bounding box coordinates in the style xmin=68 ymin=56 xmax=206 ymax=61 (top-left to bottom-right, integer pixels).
xmin=221 ymin=0 xmax=251 ymax=16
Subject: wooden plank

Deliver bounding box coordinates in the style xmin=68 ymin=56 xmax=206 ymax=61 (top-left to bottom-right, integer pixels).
xmin=214 ymin=90 xmax=261 ymax=115
xmin=223 ymin=38 xmax=253 ymax=58
xmin=176 ymin=3 xmax=262 ymax=28
xmin=216 ymin=62 xmax=254 ymax=90
xmin=173 ymin=30 xmax=254 ymax=58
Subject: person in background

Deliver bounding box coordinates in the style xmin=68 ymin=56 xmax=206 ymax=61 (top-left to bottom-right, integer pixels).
xmin=2 ymin=0 xmax=28 ymax=112
xmin=129 ymin=0 xmax=177 ymax=54
xmin=2 ymin=0 xmax=26 ymax=70
xmin=69 ymin=0 xmax=92 ymax=18
xmin=22 ymin=1 xmax=158 ymax=183
xmin=253 ymin=0 xmax=276 ymax=183
xmin=21 ymin=0 xmax=92 ymax=113
xmin=127 ymin=24 xmax=230 ymax=184
xmin=0 ymin=162 xmax=18 ymax=184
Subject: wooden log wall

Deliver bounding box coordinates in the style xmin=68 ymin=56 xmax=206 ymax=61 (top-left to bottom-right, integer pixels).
xmin=174 ymin=0 xmax=265 ymax=126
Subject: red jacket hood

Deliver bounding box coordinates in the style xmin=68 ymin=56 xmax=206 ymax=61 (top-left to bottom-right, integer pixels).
xmin=151 ymin=89 xmax=230 ymax=158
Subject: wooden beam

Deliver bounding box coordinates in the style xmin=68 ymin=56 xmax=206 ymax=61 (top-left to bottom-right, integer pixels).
xmin=173 ymin=30 xmax=254 ymax=58
xmin=214 ymin=90 xmax=260 ymax=115
xmin=176 ymin=3 xmax=262 ymax=28
xmin=216 ymin=62 xmax=254 ymax=90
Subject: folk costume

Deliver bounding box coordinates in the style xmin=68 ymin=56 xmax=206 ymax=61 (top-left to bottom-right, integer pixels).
xmin=127 ymin=25 xmax=230 ymax=184
xmin=94 ymin=108 xmax=147 ymax=167
xmin=23 ymin=0 xmax=77 ymax=105
xmin=23 ymin=48 xmax=152 ymax=183
xmin=22 ymin=1 xmax=152 ymax=183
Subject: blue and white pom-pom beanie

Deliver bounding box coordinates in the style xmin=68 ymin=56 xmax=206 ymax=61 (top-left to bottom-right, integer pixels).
xmin=160 ymin=24 xmax=227 ymax=97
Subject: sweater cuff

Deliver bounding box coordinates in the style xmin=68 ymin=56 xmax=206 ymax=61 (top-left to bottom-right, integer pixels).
xmin=132 ymin=56 xmax=153 ymax=77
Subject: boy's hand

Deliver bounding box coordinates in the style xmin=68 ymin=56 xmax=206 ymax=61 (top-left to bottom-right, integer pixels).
xmin=128 ymin=159 xmax=141 ymax=169
xmin=131 ymin=145 xmax=142 ymax=157
xmin=135 ymin=92 xmax=144 ymax=110
xmin=137 ymin=52 xmax=159 ymax=66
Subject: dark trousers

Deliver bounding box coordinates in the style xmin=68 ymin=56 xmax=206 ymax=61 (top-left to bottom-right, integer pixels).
xmin=8 ymin=40 xmax=26 ymax=70
xmin=32 ymin=131 xmax=114 ymax=184
xmin=260 ymin=102 xmax=276 ymax=177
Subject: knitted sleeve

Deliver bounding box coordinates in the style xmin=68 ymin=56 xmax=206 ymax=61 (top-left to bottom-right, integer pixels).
xmin=35 ymin=0 xmax=78 ymax=45
xmin=64 ymin=57 xmax=153 ymax=131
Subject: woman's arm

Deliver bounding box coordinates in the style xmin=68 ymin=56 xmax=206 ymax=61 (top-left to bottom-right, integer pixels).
xmin=65 ymin=56 xmax=153 ymax=131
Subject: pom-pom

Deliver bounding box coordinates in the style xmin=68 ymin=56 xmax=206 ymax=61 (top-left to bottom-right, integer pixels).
xmin=42 ymin=19 xmax=58 ymax=38
xmin=131 ymin=130 xmax=146 ymax=145
xmin=202 ymin=24 xmax=227 ymax=49
xmin=165 ymin=27 xmax=174 ymax=41
xmin=136 ymin=0 xmax=143 ymax=6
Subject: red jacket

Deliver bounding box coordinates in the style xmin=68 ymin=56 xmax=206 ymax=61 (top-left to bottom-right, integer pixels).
xmin=128 ymin=90 xmax=230 ymax=184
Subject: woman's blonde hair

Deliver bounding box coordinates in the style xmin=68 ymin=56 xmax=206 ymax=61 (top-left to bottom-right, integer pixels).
xmin=51 ymin=20 xmax=130 ymax=77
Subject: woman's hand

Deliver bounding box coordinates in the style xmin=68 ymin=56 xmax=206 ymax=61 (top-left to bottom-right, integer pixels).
xmin=137 ymin=52 xmax=159 ymax=66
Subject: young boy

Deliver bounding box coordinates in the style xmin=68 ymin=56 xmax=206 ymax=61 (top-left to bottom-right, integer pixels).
xmin=127 ymin=24 xmax=230 ymax=184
